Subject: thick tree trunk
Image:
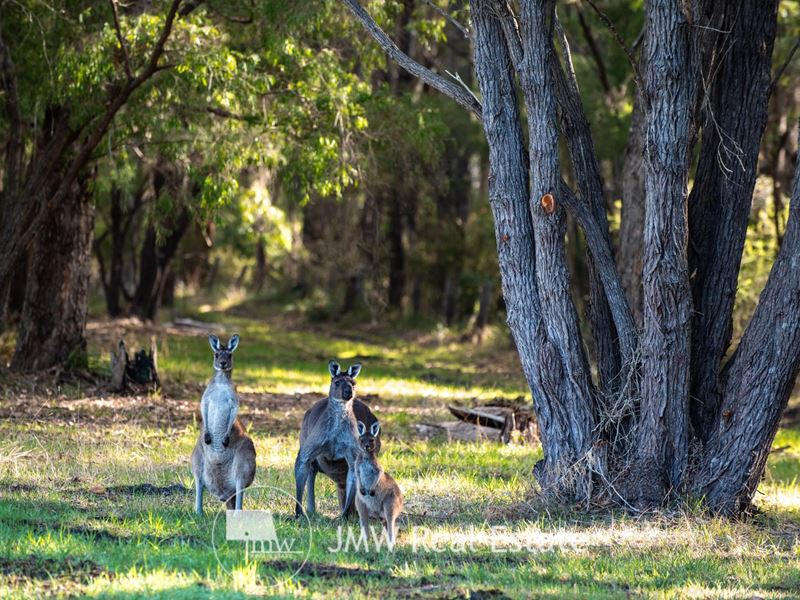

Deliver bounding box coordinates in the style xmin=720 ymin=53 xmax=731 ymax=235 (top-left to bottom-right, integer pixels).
xmin=632 ymin=0 xmax=695 ymax=504
xmin=551 ymin=18 xmax=624 ymax=393
xmin=517 ymin=0 xmax=597 ymax=493
xmin=347 ymin=0 xmax=795 ymax=515
xmin=11 ymin=178 xmax=94 ymax=371
xmin=470 ymin=0 xmax=595 ymax=499
xmin=694 ymin=142 xmax=800 ymax=514
xmin=687 ymin=0 xmax=780 ymax=441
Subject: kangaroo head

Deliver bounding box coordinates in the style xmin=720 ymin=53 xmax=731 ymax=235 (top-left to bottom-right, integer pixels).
xmin=328 ymin=360 xmax=361 ymax=403
xmin=357 ymin=420 xmax=380 ymax=454
xmin=209 ymin=334 xmax=240 ymax=372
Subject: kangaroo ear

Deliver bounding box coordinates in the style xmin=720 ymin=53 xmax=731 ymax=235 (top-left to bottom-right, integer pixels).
xmin=328 ymin=360 xmax=341 ymax=377
xmin=357 ymin=421 xmax=366 ymax=436
xmin=227 ymin=334 xmax=240 ymax=352
xmin=370 ymin=421 xmax=380 ymax=437
xmin=209 ymin=335 xmax=221 ymax=352
xmin=347 ymin=362 xmax=362 ymax=378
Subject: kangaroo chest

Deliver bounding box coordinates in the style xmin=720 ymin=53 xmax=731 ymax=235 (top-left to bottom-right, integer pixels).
xmin=318 ymin=408 xmax=358 ymax=463
xmin=202 ymin=380 xmax=238 ymax=441
xmin=356 ymin=459 xmax=381 ymax=494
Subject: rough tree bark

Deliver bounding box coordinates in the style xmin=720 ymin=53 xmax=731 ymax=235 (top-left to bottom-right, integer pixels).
xmin=631 ymin=0 xmax=696 ymax=504
xmin=687 ymin=0 xmax=780 ymax=441
xmin=1 ymin=0 xmax=199 ymax=370
xmin=617 ymin=92 xmax=646 ymax=326
xmin=694 ymin=137 xmax=800 ymax=514
xmin=516 ymin=0 xmax=597 ymax=495
xmin=12 ymin=177 xmax=95 ymax=371
xmin=550 ymin=17 xmax=624 ymax=394
xmin=343 ymin=0 xmax=799 ymax=514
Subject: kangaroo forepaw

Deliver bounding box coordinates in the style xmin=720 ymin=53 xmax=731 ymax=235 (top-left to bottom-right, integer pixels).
xmin=204 ymin=432 xmax=212 ymax=445
xmin=222 ymin=435 xmax=230 ymax=447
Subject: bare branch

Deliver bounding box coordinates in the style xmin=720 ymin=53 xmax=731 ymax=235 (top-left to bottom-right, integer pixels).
xmin=575 ymin=7 xmax=610 ymax=94
xmin=771 ymin=37 xmax=800 ymax=94
xmin=581 ymin=0 xmax=646 ymax=99
xmin=423 ymin=0 xmax=470 ymax=39
xmin=340 ymin=0 xmax=482 ymax=118
xmin=109 ymin=0 xmax=133 ymax=80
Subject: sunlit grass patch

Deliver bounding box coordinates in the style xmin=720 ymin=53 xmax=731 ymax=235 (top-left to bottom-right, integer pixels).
xmin=1 ymin=315 xmax=799 ymax=597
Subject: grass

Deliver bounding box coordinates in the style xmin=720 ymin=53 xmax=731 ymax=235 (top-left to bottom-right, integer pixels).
xmin=0 ymin=302 xmax=799 ymax=598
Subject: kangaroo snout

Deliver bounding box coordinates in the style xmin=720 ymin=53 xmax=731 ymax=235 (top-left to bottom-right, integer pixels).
xmin=338 ymin=382 xmax=353 ymax=400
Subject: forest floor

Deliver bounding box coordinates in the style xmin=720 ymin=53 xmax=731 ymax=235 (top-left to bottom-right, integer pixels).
xmin=0 ymin=300 xmax=798 ymax=599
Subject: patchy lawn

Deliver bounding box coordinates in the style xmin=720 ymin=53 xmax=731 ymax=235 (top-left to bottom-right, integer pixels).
xmin=0 ymin=306 xmax=798 ymax=598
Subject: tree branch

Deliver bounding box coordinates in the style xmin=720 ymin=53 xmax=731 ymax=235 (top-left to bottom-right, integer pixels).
xmin=575 ymin=7 xmax=611 ymax=94
xmin=581 ymin=0 xmax=646 ymax=99
xmin=0 ymin=0 xmax=186 ymax=285
xmin=109 ymin=0 xmax=133 ymax=80
xmin=552 ymin=12 xmax=633 ymax=389
xmin=492 ymin=0 xmax=524 ymax=70
xmin=558 ymin=180 xmax=638 ymax=365
xmin=423 ymin=0 xmax=470 ymax=39
xmin=340 ymin=0 xmax=482 ymax=118
xmin=770 ymin=37 xmax=800 ymax=94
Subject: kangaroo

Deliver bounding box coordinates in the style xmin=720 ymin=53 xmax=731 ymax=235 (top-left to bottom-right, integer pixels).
xmin=354 ymin=420 xmax=403 ymax=545
xmin=294 ymin=360 xmax=378 ymax=519
xmin=191 ymin=334 xmax=256 ymax=514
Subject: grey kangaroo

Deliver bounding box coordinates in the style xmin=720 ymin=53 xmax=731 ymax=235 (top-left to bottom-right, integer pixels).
xmin=294 ymin=360 xmax=379 ymax=519
xmin=191 ymin=334 xmax=256 ymax=514
xmin=355 ymin=420 xmax=403 ymax=545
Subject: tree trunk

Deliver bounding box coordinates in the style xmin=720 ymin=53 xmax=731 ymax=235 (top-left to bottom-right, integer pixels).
xmin=132 ymin=226 xmax=160 ymax=319
xmin=344 ymin=0 xmax=797 ymax=515
xmin=631 ymin=0 xmax=695 ymax=505
xmin=694 ymin=141 xmax=800 ymax=514
xmin=617 ymin=92 xmax=646 ymax=326
xmin=471 ymin=0 xmax=595 ymax=499
xmin=105 ymin=186 xmax=126 ymax=317
xmin=0 ymin=253 xmax=27 ymax=333
xmin=131 ymin=209 xmax=190 ymax=320
xmin=687 ymin=0 xmax=780 ymax=441
xmin=387 ymin=197 xmax=405 ymax=310
xmin=253 ymin=238 xmax=267 ymax=292
xmin=12 ymin=178 xmax=94 ymax=371
xmin=551 ymin=19 xmax=624 ymax=393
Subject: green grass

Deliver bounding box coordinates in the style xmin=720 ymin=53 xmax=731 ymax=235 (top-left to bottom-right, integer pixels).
xmin=0 ymin=306 xmax=799 ymax=598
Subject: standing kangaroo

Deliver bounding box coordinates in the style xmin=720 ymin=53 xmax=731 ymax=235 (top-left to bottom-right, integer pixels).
xmin=191 ymin=334 xmax=256 ymax=514
xmin=354 ymin=420 xmax=403 ymax=545
xmin=294 ymin=360 xmax=378 ymax=519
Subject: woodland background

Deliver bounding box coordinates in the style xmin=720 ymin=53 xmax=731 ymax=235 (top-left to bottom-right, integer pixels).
xmin=1 ymin=1 xmax=800 ymax=597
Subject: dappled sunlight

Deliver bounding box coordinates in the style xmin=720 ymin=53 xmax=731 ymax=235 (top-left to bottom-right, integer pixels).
xmin=2 ymin=318 xmax=800 ymax=597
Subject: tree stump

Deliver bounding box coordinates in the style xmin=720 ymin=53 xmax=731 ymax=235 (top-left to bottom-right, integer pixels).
xmin=109 ymin=337 xmax=160 ymax=393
